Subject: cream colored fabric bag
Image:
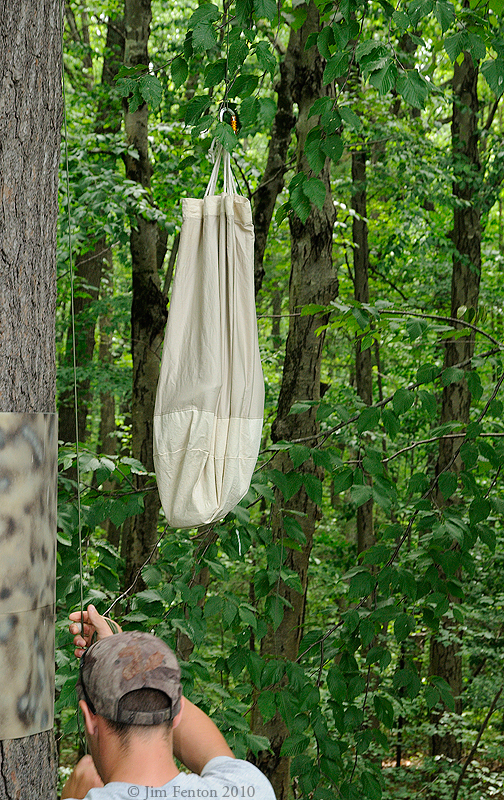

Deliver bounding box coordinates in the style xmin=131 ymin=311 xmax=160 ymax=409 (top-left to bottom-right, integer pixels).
xmin=154 ymin=145 xmax=264 ymax=529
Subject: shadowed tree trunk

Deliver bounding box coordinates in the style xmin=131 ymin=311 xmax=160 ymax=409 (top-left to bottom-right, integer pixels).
xmin=249 ymin=5 xmax=338 ymax=797
xmin=0 ymin=0 xmax=60 ymax=795
xmin=121 ymin=0 xmax=167 ymax=591
xmin=352 ymin=147 xmax=374 ymax=555
xmin=430 ymin=49 xmax=481 ymax=765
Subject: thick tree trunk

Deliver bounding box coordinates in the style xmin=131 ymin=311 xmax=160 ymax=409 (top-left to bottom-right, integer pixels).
xmin=249 ymin=6 xmax=338 ymax=797
xmin=430 ymin=50 xmax=481 ymax=764
xmin=121 ymin=0 xmax=167 ymax=590
xmin=352 ymin=148 xmax=374 ymax=554
xmin=252 ymin=34 xmax=296 ymax=296
xmin=0 ymin=0 xmax=61 ymax=795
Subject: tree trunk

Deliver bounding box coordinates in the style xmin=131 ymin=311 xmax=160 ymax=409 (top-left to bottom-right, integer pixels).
xmin=0 ymin=0 xmax=60 ymax=795
xmin=430 ymin=50 xmax=481 ymax=764
xmin=352 ymin=147 xmax=374 ymax=555
xmin=252 ymin=33 xmax=296 ymax=296
xmin=58 ymin=242 xmax=104 ymax=445
xmin=249 ymin=6 xmax=338 ymax=797
xmin=121 ymin=0 xmax=167 ymax=591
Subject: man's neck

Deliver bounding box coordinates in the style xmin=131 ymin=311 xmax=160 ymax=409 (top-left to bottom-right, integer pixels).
xmin=100 ymin=729 xmax=180 ymax=786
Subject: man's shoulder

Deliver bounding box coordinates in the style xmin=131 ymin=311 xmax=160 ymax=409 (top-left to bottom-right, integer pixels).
xmin=198 ymin=755 xmax=276 ymax=797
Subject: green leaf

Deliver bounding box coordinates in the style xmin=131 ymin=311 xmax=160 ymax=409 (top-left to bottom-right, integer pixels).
xmin=381 ymin=408 xmax=400 ymax=439
xmin=418 ymin=390 xmax=437 ymax=417
xmin=469 ymin=498 xmax=491 ymax=526
xmin=239 ymin=96 xmax=260 ymax=129
xmin=282 ymin=515 xmax=306 ymax=545
xmin=204 ymin=60 xmax=226 ymax=88
xmin=369 ymin=59 xmax=398 ymax=95
xmin=444 ymin=31 xmax=465 ymax=63
xmin=265 ymin=595 xmax=285 ymax=631
xmin=303 ymin=473 xmax=323 ymax=506
xmin=304 ymin=129 xmax=326 ymax=175
xmin=425 ymin=685 xmax=440 ymax=710
xmin=317 ymin=26 xmax=334 ymax=59
xmin=171 ymin=56 xmax=188 ymax=89
xmin=302 ymin=177 xmax=326 ymax=210
xmin=339 ymin=106 xmax=362 ymax=131
xmin=255 ymin=41 xmax=276 ymax=78
xmin=228 ymin=40 xmax=249 ymax=75
xmin=269 ymin=469 xmax=303 ymax=501
xmin=394 ymin=613 xmax=415 ymax=643
xmin=348 ymin=568 xmax=374 ymax=598
xmin=257 ymin=690 xmax=276 ymax=722
xmin=357 ymin=406 xmax=380 ymax=434
xmin=438 ymin=471 xmax=457 ymax=500
xmin=327 ymin=667 xmax=346 ymax=701
xmin=374 ymin=695 xmax=394 ymax=728
xmin=323 ymin=53 xmax=350 ymax=85
xmin=350 ymin=484 xmax=373 ymax=507
xmin=406 ymin=318 xmax=427 ymax=341
xmin=441 ymin=366 xmax=465 ymax=386
xmin=214 ymin=121 xmax=237 ymax=152
xmin=430 ymin=676 xmax=455 ymax=711
xmin=396 ymin=69 xmax=429 ymax=109
xmin=392 ymin=9 xmax=410 ymax=29
xmin=332 ymin=467 xmax=353 ymax=493
xmin=280 ymin=733 xmax=311 ymax=757
xmin=188 ymin=3 xmax=220 ymax=26
xmin=467 ymin=33 xmax=486 ymax=63
xmin=228 ymin=73 xmax=259 ymax=98
xmin=192 ymin=22 xmax=217 ymax=52
xmin=320 ymin=134 xmax=344 ymax=163
xmin=434 ymin=0 xmax=455 ymax=32
xmin=289 ymin=445 xmax=311 ymax=469
xmin=393 ymin=387 xmax=414 ymax=416
xmin=254 ymin=0 xmax=277 ymax=20
xmin=184 ymin=95 xmax=211 ymax=125
xmin=482 ymin=59 xmax=504 ymax=99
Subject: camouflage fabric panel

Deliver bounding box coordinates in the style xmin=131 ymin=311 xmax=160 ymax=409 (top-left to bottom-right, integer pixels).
xmin=0 ymin=413 xmax=57 ymax=738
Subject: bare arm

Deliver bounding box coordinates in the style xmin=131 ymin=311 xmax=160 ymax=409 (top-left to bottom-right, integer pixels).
xmin=173 ymin=697 xmax=235 ymax=774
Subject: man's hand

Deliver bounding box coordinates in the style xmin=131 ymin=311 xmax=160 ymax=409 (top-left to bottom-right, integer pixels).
xmin=69 ymin=604 xmax=122 ymax=657
xmin=60 ymin=754 xmax=104 ymax=799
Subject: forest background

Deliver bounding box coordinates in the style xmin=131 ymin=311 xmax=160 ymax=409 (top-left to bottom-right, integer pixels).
xmin=53 ymin=0 xmax=504 ymax=798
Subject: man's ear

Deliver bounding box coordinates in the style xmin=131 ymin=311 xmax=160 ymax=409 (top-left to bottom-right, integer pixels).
xmin=79 ymin=699 xmax=98 ymax=736
xmin=172 ymin=696 xmax=185 ymax=730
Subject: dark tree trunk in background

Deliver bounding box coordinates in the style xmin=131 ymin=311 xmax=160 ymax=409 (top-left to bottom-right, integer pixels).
xmin=121 ymin=0 xmax=167 ymax=591
xmin=352 ymin=147 xmax=374 ymax=555
xmin=0 ymin=0 xmax=61 ymax=795
xmin=250 ymin=5 xmax=338 ymax=797
xmin=58 ymin=244 xmax=104 ymax=445
xmin=430 ymin=49 xmax=481 ymax=765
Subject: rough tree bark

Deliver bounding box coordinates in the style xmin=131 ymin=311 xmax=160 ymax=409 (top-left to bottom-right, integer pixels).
xmin=121 ymin=0 xmax=167 ymax=590
xmin=249 ymin=5 xmax=338 ymax=798
xmin=430 ymin=50 xmax=481 ymax=764
xmin=252 ymin=33 xmax=296 ymax=296
xmin=0 ymin=0 xmax=61 ymax=795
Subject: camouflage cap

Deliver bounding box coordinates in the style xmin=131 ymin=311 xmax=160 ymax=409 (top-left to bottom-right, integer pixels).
xmin=77 ymin=631 xmax=182 ymax=725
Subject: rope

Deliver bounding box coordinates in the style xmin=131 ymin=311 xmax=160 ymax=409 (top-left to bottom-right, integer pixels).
xmin=60 ymin=0 xmax=86 ymax=751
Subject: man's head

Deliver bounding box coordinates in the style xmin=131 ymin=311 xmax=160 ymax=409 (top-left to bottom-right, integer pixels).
xmin=77 ymin=631 xmax=183 ymax=756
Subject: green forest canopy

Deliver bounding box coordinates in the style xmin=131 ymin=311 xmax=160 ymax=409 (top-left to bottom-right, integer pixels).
xmin=56 ymin=1 xmax=504 ymax=798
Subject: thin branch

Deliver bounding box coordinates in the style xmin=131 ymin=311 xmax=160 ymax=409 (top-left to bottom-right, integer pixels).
xmin=104 ymin=527 xmax=168 ymax=615
xmin=382 ymin=308 xmax=501 ymax=348
xmin=452 ymin=686 xmax=503 ymax=800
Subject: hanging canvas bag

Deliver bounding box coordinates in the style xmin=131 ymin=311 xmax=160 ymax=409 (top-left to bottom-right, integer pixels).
xmin=153 ymin=143 xmax=264 ymax=529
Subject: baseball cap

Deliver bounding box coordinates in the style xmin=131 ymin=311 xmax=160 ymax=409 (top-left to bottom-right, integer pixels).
xmin=77 ymin=631 xmax=182 ymax=725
